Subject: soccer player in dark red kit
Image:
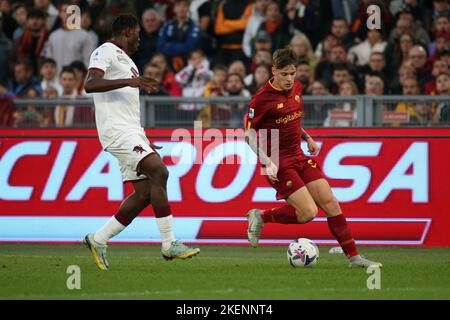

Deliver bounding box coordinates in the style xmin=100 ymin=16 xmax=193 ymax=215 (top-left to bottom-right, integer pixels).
xmin=245 ymin=47 xmax=381 ymax=268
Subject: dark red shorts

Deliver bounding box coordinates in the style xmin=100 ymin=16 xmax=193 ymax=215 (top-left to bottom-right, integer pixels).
xmin=268 ymin=157 xmax=325 ymax=200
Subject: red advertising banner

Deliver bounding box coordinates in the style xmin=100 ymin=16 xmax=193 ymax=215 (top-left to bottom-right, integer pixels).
xmin=0 ymin=128 xmax=449 ymax=246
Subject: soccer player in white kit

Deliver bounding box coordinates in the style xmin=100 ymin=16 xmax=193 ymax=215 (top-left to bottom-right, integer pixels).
xmin=83 ymin=14 xmax=200 ymax=270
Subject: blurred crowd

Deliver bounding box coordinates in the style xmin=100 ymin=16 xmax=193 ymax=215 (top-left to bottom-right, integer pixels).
xmin=0 ymin=0 xmax=449 ymax=127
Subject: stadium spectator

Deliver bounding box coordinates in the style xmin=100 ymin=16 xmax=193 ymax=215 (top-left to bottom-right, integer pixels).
xmin=253 ymin=29 xmax=273 ymax=54
xmin=315 ymin=33 xmax=339 ymax=61
xmin=81 ymin=9 xmax=98 ymax=49
xmin=248 ymin=63 xmax=270 ymax=94
xmin=357 ymin=52 xmax=388 ymax=88
xmin=40 ymin=57 xmax=62 ymax=95
xmin=394 ymin=77 xmax=434 ymax=126
xmin=428 ymin=14 xmax=450 ymax=56
xmin=224 ymin=72 xmax=251 ymax=127
xmin=143 ymin=63 xmax=168 ymax=96
xmin=330 ymin=64 xmax=352 ymax=94
xmin=228 ymin=60 xmax=247 ymax=81
xmin=256 ymin=2 xmax=290 ymax=53
xmin=198 ymin=64 xmax=228 ymax=128
xmin=428 ymin=30 xmax=450 ymax=63
xmin=41 ymin=4 xmax=95 ymax=74
xmin=14 ymin=8 xmax=49 ymax=75
xmin=330 ymin=0 xmax=359 ymax=26
xmin=189 ymin=0 xmax=213 ymax=56
xmin=384 ymin=32 xmax=417 ymax=81
xmin=348 ymin=28 xmax=387 ymax=67
xmin=295 ymin=60 xmax=313 ymax=93
xmin=394 ymin=77 xmax=422 ymax=125
xmin=33 ymin=0 xmax=58 ymax=31
xmin=242 ymin=0 xmax=270 ymax=58
xmin=214 ymin=0 xmax=253 ymax=65
xmin=285 ymin=0 xmax=318 ymax=47
xmin=0 ymin=13 xmax=12 ymax=84
xmin=315 ymin=18 xmax=354 ymax=60
xmin=390 ymin=63 xmax=417 ymax=94
xmin=157 ymin=0 xmax=201 ymax=72
xmin=0 ymin=0 xmax=18 ymax=40
xmin=0 ymin=81 xmax=14 ymax=127
xmin=10 ymin=61 xmax=42 ymax=97
xmin=425 ymin=59 xmax=449 ymax=95
xmin=175 ymin=49 xmax=212 ymax=110
xmin=11 ymin=3 xmax=27 ymax=41
xmin=315 ymin=44 xmax=352 ymax=87
xmin=69 ymin=61 xmax=87 ymax=95
xmin=54 ymin=66 xmax=93 ymax=127
xmin=13 ymin=87 xmax=45 ymax=127
xmin=364 ymin=72 xmax=385 ymax=96
xmin=305 ymin=80 xmax=333 ymax=126
xmin=150 ymin=53 xmax=182 ymax=97
xmin=408 ymin=45 xmax=432 ymax=89
xmin=131 ymin=8 xmax=162 ymax=73
xmin=425 ymin=0 xmax=450 ymax=32
xmin=324 ymin=80 xmax=359 ymax=127
xmin=388 ymin=5 xmax=430 ymax=47
xmin=290 ymin=34 xmax=316 ymax=69
xmin=434 ymin=72 xmax=450 ymax=124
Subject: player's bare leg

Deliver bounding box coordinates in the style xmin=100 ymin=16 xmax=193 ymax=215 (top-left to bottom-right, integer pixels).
xmin=84 ymin=179 xmax=153 ymax=270
xmin=138 ymin=153 xmax=200 ymax=260
xmin=247 ymin=187 xmax=318 ymax=247
xmin=305 ymin=179 xmax=382 ymax=268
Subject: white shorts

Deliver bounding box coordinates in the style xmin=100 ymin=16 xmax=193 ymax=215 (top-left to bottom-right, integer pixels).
xmin=105 ymin=131 xmax=155 ymax=182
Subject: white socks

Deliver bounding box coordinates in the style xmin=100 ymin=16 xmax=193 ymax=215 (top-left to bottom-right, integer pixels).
xmin=93 ymin=215 xmax=175 ymax=249
xmin=94 ymin=216 xmax=126 ymax=245
xmin=156 ymin=215 xmax=175 ymax=250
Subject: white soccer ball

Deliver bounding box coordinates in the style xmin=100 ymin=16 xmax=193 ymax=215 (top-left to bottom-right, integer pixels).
xmin=287 ymin=238 xmax=319 ymax=267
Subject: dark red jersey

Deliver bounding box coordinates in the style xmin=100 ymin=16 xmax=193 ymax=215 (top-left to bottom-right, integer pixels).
xmin=246 ymin=79 xmax=305 ymax=168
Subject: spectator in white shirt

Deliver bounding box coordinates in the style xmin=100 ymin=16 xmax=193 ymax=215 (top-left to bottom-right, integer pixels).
xmin=348 ymin=29 xmax=387 ymax=66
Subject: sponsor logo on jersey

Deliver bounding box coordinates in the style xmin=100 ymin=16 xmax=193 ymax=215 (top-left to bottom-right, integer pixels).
xmin=307 ymin=159 xmax=317 ymax=168
xmin=132 ymin=145 xmax=146 ymax=154
xmin=117 ymin=55 xmax=129 ymax=65
xmin=275 ymin=111 xmax=303 ymax=125
xmin=276 ymin=103 xmax=284 ymax=109
xmin=248 ymin=108 xmax=255 ymax=119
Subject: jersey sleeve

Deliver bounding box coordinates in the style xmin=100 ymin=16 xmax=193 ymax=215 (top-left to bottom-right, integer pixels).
xmin=246 ymin=95 xmax=268 ymax=131
xmin=88 ymin=45 xmax=114 ymax=73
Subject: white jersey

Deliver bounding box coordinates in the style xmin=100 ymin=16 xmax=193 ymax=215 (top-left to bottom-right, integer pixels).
xmin=88 ymin=42 xmax=143 ymax=149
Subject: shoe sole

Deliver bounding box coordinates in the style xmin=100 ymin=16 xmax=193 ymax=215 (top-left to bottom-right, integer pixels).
xmin=83 ymin=235 xmax=108 ymax=271
xmin=162 ymin=249 xmax=200 ymax=261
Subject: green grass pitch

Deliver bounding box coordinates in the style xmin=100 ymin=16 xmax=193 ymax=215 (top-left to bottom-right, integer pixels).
xmin=0 ymin=244 xmax=449 ymax=300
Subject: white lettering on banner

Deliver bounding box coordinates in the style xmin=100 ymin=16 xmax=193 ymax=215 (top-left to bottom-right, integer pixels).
xmin=369 ymin=142 xmax=429 ymax=202
xmin=323 ymin=142 xmax=382 ymax=202
xmin=157 ymin=142 xmax=196 ymax=201
xmin=0 ymin=141 xmax=51 ymax=200
xmin=42 ymin=142 xmax=78 ymax=200
xmin=66 ymin=151 xmax=123 ymax=200
xmin=196 ymin=141 xmax=257 ymax=202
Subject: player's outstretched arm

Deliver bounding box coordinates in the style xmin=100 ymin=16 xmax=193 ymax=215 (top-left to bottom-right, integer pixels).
xmin=84 ymin=69 xmax=159 ymax=93
xmin=245 ymin=128 xmax=278 ymax=182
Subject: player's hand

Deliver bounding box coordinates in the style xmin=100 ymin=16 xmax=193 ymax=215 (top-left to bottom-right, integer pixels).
xmin=264 ymin=161 xmax=279 ymax=183
xmin=306 ymin=137 xmax=320 ymax=155
xmin=129 ymin=76 xmax=159 ymax=93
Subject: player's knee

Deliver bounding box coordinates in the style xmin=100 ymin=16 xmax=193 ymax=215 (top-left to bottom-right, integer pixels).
xmin=295 ymin=205 xmax=318 ymax=223
xmin=152 ymin=164 xmax=169 ymax=185
xmin=322 ymin=197 xmax=340 ymax=216
xmin=135 ymin=189 xmax=151 ymax=203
